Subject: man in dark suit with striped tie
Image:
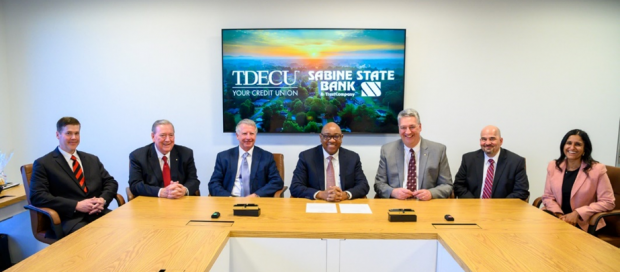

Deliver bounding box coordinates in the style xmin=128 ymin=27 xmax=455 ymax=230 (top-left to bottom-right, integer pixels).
xmin=453 ymin=125 xmax=529 ymax=200
xmin=30 ymin=117 xmax=119 ymax=236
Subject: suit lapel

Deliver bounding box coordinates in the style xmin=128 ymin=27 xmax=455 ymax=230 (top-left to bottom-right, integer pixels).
xmin=418 ymin=139 xmax=428 ymax=188
xmin=53 ymin=148 xmax=85 ymax=194
xmin=474 ymin=150 xmax=485 ymax=196
xmin=396 ymin=141 xmax=405 ymax=187
xmin=315 ymin=146 xmax=325 ymax=190
xmin=338 ymin=148 xmax=346 ymax=190
xmin=148 ymin=144 xmax=164 ymax=185
xmin=571 ymin=161 xmax=588 ymax=200
xmin=492 ymin=149 xmax=508 ymax=196
xmin=229 ymin=147 xmax=240 ymax=191
xmin=169 ymin=146 xmax=179 ymax=181
xmin=250 ymin=147 xmax=261 ymax=185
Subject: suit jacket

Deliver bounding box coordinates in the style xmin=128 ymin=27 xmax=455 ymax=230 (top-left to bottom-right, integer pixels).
xmin=208 ymin=146 xmax=283 ymax=197
xmin=129 ymin=143 xmax=200 ymax=197
xmin=542 ymin=160 xmax=615 ymax=231
xmin=453 ymin=148 xmax=529 ymax=200
xmin=374 ymin=138 xmax=453 ymax=199
xmin=30 ymin=147 xmax=119 ymax=235
xmin=290 ymin=145 xmax=369 ymax=199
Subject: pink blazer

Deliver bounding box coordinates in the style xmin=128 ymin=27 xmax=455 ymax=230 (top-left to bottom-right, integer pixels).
xmin=542 ymin=160 xmax=615 ymax=231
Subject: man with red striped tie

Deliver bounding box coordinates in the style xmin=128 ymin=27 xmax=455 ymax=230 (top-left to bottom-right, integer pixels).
xmin=453 ymin=125 xmax=530 ymax=200
xmin=30 ymin=117 xmax=119 ymax=236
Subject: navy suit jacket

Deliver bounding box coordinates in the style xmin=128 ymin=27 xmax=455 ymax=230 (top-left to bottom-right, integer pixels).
xmin=30 ymin=147 xmax=119 ymax=235
xmin=129 ymin=143 xmax=200 ymax=197
xmin=290 ymin=145 xmax=369 ymax=199
xmin=453 ymin=148 xmax=529 ymax=200
xmin=208 ymin=146 xmax=283 ymax=197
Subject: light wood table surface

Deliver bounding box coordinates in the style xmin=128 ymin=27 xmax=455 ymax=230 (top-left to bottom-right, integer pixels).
xmin=8 ymin=197 xmax=620 ymax=271
xmin=0 ymin=184 xmax=26 ymax=209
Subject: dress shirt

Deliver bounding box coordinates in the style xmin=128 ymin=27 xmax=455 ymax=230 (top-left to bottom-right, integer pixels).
xmin=58 ymin=147 xmax=84 ymax=177
xmin=312 ymin=148 xmax=352 ymax=200
xmin=480 ymin=149 xmax=500 ymax=198
xmin=155 ymin=146 xmax=189 ymax=196
xmin=232 ymin=146 xmax=254 ymax=197
xmin=401 ymin=142 xmax=420 ymax=190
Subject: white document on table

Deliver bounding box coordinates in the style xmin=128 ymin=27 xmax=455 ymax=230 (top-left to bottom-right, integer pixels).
xmin=339 ymin=204 xmax=372 ymax=214
xmin=306 ymin=203 xmax=338 ymax=213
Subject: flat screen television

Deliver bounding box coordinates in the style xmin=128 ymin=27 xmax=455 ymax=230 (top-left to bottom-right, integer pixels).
xmin=222 ymin=29 xmax=406 ymax=133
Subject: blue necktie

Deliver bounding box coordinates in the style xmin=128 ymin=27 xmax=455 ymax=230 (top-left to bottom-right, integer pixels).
xmin=240 ymin=152 xmax=250 ymax=197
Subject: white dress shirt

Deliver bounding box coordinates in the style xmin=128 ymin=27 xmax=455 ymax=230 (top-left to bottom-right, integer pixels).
xmin=154 ymin=146 xmax=189 ymax=196
xmin=480 ymin=149 xmax=500 ymax=198
xmin=232 ymin=146 xmax=254 ymax=197
xmin=402 ymin=142 xmax=421 ymax=190
xmin=313 ymin=148 xmax=352 ymax=200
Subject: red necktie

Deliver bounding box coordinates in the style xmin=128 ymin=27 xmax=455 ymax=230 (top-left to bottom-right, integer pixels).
xmin=326 ymin=156 xmax=336 ymax=188
xmin=482 ymin=159 xmax=495 ymax=199
xmin=406 ymin=149 xmax=417 ymax=192
xmin=71 ymin=155 xmax=87 ymax=193
xmin=162 ymin=156 xmax=171 ymax=187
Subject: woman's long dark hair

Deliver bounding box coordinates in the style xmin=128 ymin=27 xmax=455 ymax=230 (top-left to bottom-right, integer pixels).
xmin=555 ymin=129 xmax=597 ymax=173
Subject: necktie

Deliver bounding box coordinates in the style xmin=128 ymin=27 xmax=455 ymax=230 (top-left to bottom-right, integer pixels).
xmin=482 ymin=159 xmax=495 ymax=199
xmin=71 ymin=155 xmax=88 ymax=193
xmin=240 ymin=152 xmax=250 ymax=197
xmin=162 ymin=156 xmax=171 ymax=187
xmin=326 ymin=156 xmax=336 ymax=188
xmin=406 ymin=149 xmax=417 ymax=192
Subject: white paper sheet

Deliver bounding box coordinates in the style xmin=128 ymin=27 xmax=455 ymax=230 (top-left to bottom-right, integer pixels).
xmin=306 ymin=203 xmax=338 ymax=213
xmin=338 ymin=204 xmax=372 ymax=214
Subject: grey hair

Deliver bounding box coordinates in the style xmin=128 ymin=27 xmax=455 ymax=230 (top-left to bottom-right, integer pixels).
xmin=397 ymin=108 xmax=421 ymax=125
xmin=236 ymin=119 xmax=258 ymax=134
xmin=151 ymin=119 xmax=175 ymax=133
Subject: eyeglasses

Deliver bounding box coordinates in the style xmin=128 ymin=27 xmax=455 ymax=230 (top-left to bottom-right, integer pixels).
xmin=320 ymin=134 xmax=343 ymax=141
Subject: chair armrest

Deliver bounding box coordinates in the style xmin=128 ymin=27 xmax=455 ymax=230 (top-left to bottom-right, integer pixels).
xmin=24 ymin=205 xmax=64 ymax=239
xmin=274 ymin=186 xmax=288 ymax=198
xmin=125 ymin=187 xmax=135 ymax=201
xmin=115 ymin=194 xmax=126 ymax=206
xmin=532 ymin=197 xmax=543 ymax=208
xmin=587 ymin=210 xmax=620 ymax=234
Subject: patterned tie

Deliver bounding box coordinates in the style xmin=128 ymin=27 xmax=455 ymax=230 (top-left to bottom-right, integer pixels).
xmin=482 ymin=159 xmax=495 ymax=199
xmin=71 ymin=155 xmax=87 ymax=193
xmin=326 ymin=156 xmax=336 ymax=188
xmin=240 ymin=152 xmax=250 ymax=197
xmin=162 ymin=156 xmax=171 ymax=187
xmin=406 ymin=149 xmax=417 ymax=192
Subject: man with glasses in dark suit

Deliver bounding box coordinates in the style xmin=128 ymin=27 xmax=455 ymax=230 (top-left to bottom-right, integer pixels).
xmin=290 ymin=122 xmax=369 ymax=201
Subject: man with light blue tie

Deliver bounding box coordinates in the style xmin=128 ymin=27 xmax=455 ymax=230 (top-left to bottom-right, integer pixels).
xmin=208 ymin=119 xmax=284 ymax=197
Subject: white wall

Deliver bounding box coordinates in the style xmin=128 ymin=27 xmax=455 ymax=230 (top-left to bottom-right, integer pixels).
xmin=1 ymin=0 xmax=619 ymax=203
xmin=0 ymin=0 xmax=15 ymax=179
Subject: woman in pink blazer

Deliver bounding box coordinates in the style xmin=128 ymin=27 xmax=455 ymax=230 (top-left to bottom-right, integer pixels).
xmin=542 ymin=129 xmax=615 ymax=231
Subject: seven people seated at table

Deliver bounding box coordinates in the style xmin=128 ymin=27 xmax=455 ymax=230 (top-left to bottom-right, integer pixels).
xmin=28 ymin=110 xmax=615 ymax=237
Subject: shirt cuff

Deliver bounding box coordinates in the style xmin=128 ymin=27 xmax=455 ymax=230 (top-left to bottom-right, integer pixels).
xmin=184 ymin=186 xmax=189 ymax=196
xmin=158 ymin=188 xmax=164 ymax=198
xmin=346 ymin=191 xmax=352 ymax=200
xmin=313 ymin=191 xmax=320 ymax=200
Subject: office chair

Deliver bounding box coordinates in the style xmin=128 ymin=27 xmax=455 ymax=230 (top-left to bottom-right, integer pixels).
xmin=532 ymin=165 xmax=620 ymax=247
xmin=272 ymin=153 xmax=288 ymax=198
xmin=21 ymin=164 xmax=125 ymax=244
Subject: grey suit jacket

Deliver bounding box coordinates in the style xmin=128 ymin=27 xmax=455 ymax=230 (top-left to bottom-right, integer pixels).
xmin=374 ymin=138 xmax=453 ymax=199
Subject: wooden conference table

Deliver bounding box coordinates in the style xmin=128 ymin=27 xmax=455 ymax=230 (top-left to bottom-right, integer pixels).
xmin=8 ymin=196 xmax=620 ymax=271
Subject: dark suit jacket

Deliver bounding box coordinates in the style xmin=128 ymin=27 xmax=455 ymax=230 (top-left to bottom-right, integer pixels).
xmin=453 ymin=148 xmax=529 ymax=200
xmin=290 ymin=145 xmax=369 ymax=199
xmin=30 ymin=147 xmax=119 ymax=235
xmin=208 ymin=146 xmax=283 ymax=197
xmin=129 ymin=143 xmax=200 ymax=197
